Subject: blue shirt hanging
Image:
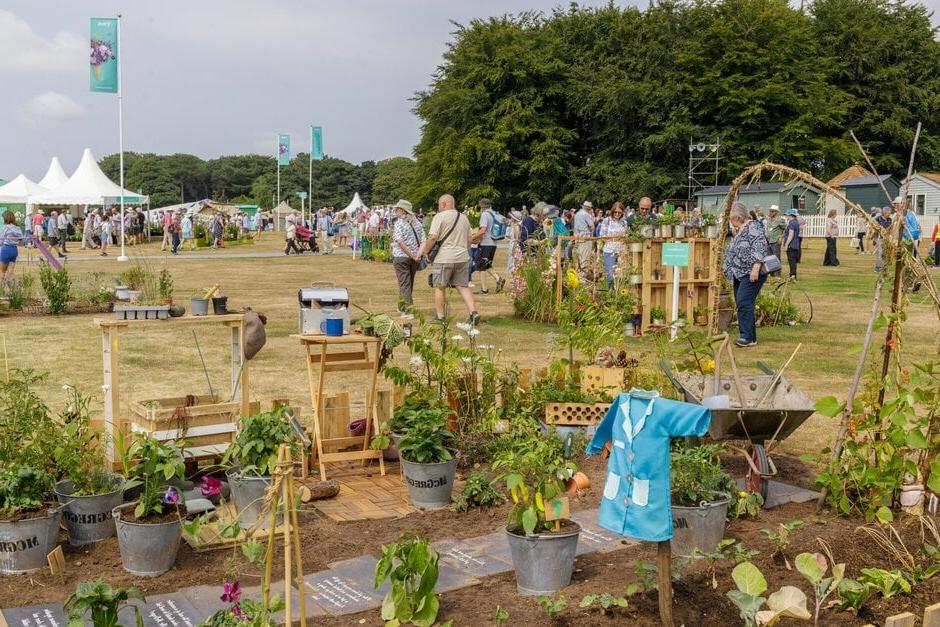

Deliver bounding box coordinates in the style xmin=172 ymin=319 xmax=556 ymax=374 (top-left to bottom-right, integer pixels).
xmin=587 ymin=389 xmax=711 ymax=542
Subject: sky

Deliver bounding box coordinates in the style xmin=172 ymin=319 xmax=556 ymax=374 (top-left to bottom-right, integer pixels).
xmin=2 ymin=1 xmax=938 ymax=182
xmin=0 ymin=1 xmax=617 ymax=181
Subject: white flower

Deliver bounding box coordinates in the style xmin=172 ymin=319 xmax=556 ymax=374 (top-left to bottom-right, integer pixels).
xmin=467 ymin=328 xmax=480 ymax=337
xmin=409 ymin=355 xmax=424 ymax=367
xmin=455 ymin=322 xmax=472 ymax=332
xmin=450 ymin=335 xmax=465 ymax=342
xmin=478 ymin=344 xmax=494 ymax=350
xmin=62 ymin=384 xmax=71 ymax=391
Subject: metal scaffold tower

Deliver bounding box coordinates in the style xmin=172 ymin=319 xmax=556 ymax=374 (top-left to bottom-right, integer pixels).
xmin=687 ymin=138 xmax=721 ymax=201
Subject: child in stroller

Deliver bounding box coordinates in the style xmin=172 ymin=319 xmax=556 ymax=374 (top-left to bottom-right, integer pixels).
xmin=295 ymin=224 xmax=319 ymax=253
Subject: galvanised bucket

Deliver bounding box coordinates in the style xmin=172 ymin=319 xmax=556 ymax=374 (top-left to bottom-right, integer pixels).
xmin=113 ymin=503 xmax=181 ymax=577
xmin=670 ymin=492 xmax=731 ymax=558
xmin=0 ymin=506 xmax=63 ymax=574
xmin=55 ymin=475 xmax=124 ymax=546
xmin=226 ymin=470 xmax=281 ymax=530
xmin=400 ymin=459 xmax=455 ymax=509
xmin=505 ymin=522 xmax=581 ymax=596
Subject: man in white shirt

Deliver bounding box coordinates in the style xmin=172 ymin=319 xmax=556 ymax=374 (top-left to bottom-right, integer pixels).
xmin=573 ymin=201 xmax=595 ymax=273
xmin=318 ymin=208 xmax=333 ymax=254
xmin=56 ymin=210 xmax=70 ymax=256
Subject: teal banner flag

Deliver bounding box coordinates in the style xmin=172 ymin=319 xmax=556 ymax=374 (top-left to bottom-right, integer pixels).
xmin=311 ymin=126 xmax=324 ymax=160
xmin=277 ymin=134 xmax=290 ymax=166
xmin=90 ymin=18 xmax=118 ymax=93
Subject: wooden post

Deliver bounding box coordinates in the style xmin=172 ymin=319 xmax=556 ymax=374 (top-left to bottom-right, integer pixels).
xmin=885 ymin=612 xmax=916 ymax=627
xmin=923 ymin=602 xmax=940 ymax=627
xmin=657 ymin=541 xmax=673 ymax=626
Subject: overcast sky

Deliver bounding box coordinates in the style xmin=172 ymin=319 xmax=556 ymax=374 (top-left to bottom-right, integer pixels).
xmin=2 ymin=1 xmax=937 ymax=181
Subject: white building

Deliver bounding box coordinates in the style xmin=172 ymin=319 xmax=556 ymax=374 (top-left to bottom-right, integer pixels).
xmin=901 ymin=172 xmax=940 ymax=216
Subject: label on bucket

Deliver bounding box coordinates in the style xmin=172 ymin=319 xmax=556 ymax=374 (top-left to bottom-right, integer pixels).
xmin=406 ymin=475 xmax=448 ymax=489
xmin=64 ymin=510 xmax=112 ymax=524
xmin=0 ymin=535 xmax=40 ymax=553
xmin=673 ymin=516 xmax=689 ymax=529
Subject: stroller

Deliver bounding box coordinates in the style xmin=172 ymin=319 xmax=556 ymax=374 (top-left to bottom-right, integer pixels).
xmin=295 ymin=225 xmax=319 ymax=253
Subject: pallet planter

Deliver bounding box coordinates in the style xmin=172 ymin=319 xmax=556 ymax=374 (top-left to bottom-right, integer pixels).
xmin=130 ymin=394 xmax=260 ymax=459
xmin=544 ymin=402 xmax=611 ymax=427
xmin=580 ymin=365 xmax=625 ymax=396
xmin=113 ymin=304 xmax=170 ymax=320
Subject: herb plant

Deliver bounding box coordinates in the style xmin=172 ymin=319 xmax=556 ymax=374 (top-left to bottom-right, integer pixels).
xmin=0 ymin=369 xmax=60 ymax=474
xmin=0 ymin=465 xmax=53 ymax=516
xmin=453 ymin=471 xmax=505 ymax=512
xmin=64 ymin=579 xmax=145 ymax=627
xmin=670 ymin=443 xmax=735 ymax=506
xmin=123 ymin=434 xmax=186 ymax=520
xmin=373 ymin=532 xmax=440 ymax=627
xmin=54 ymin=385 xmax=114 ymax=496
xmin=223 ymin=408 xmax=298 ymax=475
xmin=536 ymin=595 xmax=567 ymax=619
xmin=398 ymin=411 xmax=454 ymax=464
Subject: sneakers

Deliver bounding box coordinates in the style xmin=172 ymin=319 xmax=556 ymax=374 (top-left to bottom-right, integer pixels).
xmin=468 ymin=311 xmax=481 ymax=326
xmin=495 ymin=277 xmax=506 ymax=293
xmin=479 ymin=288 xmax=489 ymax=295
xmin=734 ymin=338 xmax=757 ymax=348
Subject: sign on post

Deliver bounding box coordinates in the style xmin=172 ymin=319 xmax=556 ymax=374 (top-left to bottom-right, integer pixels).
xmin=661 ymin=243 xmax=690 ymax=340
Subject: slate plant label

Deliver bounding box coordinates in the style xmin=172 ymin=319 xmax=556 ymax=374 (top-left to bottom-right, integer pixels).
xmin=144 ymin=598 xmax=198 ymax=627
xmin=2 ymin=605 xmax=67 ymax=627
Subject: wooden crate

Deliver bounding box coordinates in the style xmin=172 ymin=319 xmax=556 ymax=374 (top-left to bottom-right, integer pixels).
xmin=129 ymin=394 xmax=260 ymax=458
xmin=580 ymin=366 xmax=625 ymax=396
xmin=544 ymin=402 xmax=611 ymax=427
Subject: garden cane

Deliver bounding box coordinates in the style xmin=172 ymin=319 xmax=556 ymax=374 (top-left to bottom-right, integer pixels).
xmin=191 ymin=330 xmax=214 ymax=398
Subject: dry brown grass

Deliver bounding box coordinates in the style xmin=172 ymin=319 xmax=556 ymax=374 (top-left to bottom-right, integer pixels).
xmin=1 ymin=233 xmax=936 ymax=457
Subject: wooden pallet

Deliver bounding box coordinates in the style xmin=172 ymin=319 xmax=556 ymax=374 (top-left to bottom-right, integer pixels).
xmin=309 ymin=463 xmax=416 ymax=522
xmin=580 ymin=366 xmax=625 ymax=395
xmin=182 ymin=500 xmax=286 ymax=553
xmin=544 ymin=402 xmax=611 ymax=427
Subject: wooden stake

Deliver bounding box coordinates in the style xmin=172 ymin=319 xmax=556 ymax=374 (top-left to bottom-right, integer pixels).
xmin=657 ymin=541 xmax=674 ymax=626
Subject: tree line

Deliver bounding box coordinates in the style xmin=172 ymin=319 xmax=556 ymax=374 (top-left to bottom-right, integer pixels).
xmin=411 ymin=0 xmax=940 ymax=208
xmin=97 ymin=152 xmax=416 ymax=210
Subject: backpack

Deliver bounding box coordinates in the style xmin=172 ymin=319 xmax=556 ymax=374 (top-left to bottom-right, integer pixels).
xmin=488 ymin=211 xmax=507 ymax=241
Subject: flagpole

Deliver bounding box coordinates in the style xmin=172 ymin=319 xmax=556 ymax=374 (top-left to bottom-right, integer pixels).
xmin=276 ymin=150 xmax=280 ymax=232
xmin=308 ymin=128 xmax=313 ymax=229
xmin=116 ymin=13 xmax=128 ymax=262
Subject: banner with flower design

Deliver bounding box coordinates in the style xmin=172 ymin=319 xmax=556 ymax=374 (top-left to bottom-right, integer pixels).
xmin=311 ymin=126 xmax=324 ymax=161
xmin=89 ymin=18 xmax=118 ymax=93
xmin=277 ymin=134 xmax=290 ymax=166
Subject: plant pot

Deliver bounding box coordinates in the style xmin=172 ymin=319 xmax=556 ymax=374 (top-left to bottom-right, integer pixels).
xmin=625 ymin=322 xmax=635 ymax=337
xmin=190 ymin=297 xmax=209 ymax=316
xmin=505 ymin=522 xmax=581 ymax=595
xmin=653 ymin=318 xmax=664 ymax=326
xmin=670 ymin=492 xmax=730 ymax=558
xmin=212 ymin=296 xmax=229 ymax=314
xmin=0 ymin=506 xmax=63 ymax=574
xmin=706 ymin=225 xmax=718 ymax=238
xmin=629 ymin=274 xmax=642 ymax=285
xmin=629 ymin=242 xmax=643 ymax=253
xmin=566 ymin=472 xmax=591 ymax=493
xmin=674 ymin=225 xmax=686 ymax=239
xmin=390 ymin=432 xmax=405 ymax=449
xmin=660 ymin=225 xmax=673 ymax=239
xmin=127 ymin=290 xmax=142 ymax=303
xmin=400 ymin=458 xmax=456 ymax=509
xmin=113 ymin=503 xmax=181 ymax=577
xmin=54 ymin=475 xmax=124 ymax=546
xmin=383 ymin=443 xmax=400 ymax=462
xmin=641 ymin=225 xmax=654 ymax=238
xmin=901 ymin=484 xmax=925 ymax=508
xmin=226 ymin=470 xmax=281 ymax=530
xmin=114 ymin=285 xmax=130 ymax=300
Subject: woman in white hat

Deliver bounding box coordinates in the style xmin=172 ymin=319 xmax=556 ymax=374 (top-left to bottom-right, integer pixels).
xmin=391 ymin=199 xmax=424 ymax=314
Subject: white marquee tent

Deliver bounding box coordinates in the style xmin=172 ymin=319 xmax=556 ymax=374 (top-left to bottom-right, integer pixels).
xmin=338 ymin=192 xmax=367 ymax=217
xmin=29 ymin=148 xmax=148 ymax=206
xmin=38 ymin=157 xmax=69 ymax=190
xmin=0 ymin=174 xmax=46 ymax=204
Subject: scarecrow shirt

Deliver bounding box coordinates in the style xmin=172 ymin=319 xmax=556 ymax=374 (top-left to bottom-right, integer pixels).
xmin=587 ymin=390 xmax=711 ymax=542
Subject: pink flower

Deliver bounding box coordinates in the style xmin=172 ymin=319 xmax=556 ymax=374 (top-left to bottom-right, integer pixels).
xmin=200 ymin=476 xmax=223 ymax=497
xmin=162 ymin=486 xmax=180 ymax=505
xmin=220 ymin=580 xmax=241 ymax=604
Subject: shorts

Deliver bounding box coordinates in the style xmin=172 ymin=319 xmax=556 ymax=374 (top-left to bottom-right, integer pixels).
xmin=0 ymin=245 xmax=17 ymax=264
xmin=473 ymin=245 xmax=496 ymax=271
xmin=431 ymin=261 xmax=470 ymax=288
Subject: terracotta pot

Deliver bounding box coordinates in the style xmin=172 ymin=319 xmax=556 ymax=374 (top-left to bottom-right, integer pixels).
xmin=566 ymin=471 xmax=591 ymax=493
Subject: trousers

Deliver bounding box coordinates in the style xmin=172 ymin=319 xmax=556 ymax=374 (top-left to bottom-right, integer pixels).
xmin=786 ymin=248 xmax=801 ymax=278
xmin=733 ymin=274 xmax=767 ymax=343
xmin=393 ymin=257 xmax=419 ymax=307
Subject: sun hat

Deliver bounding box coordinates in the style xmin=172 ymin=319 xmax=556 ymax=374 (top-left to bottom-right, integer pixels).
xmin=582 ymin=201 xmax=593 ymax=210
xmin=769 ymin=205 xmax=779 ymax=212
xmin=393 ymin=199 xmax=414 ymax=214
xmin=785 ymin=209 xmax=798 ymax=216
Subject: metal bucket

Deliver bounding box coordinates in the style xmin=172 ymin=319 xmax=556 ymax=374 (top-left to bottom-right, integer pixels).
xmin=226 ymin=470 xmax=280 ymax=530
xmin=190 ymin=297 xmax=209 ymax=316
xmin=212 ymin=296 xmax=228 ymax=314
xmin=55 ymin=475 xmax=124 ymax=546
xmin=670 ymin=492 xmax=731 ymax=558
xmin=505 ymin=522 xmax=581 ymax=595
xmin=113 ymin=503 xmax=181 ymax=577
xmin=400 ymin=459 xmax=455 ymax=509
xmin=0 ymin=506 xmax=63 ymax=574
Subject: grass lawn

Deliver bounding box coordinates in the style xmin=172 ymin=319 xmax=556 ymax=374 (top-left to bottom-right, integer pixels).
xmin=1 ymin=234 xmax=937 ymax=458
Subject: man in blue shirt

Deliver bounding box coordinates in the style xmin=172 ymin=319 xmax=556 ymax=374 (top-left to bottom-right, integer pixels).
xmin=573 ymin=201 xmax=595 ymax=274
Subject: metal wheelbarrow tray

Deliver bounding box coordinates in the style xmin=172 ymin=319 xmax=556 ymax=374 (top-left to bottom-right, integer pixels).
xmin=662 ymin=363 xmax=816 ymax=504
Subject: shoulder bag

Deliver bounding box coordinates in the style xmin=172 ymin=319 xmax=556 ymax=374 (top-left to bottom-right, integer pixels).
xmin=426 ymin=213 xmax=459 ymax=263
xmin=407 ymin=222 xmax=428 ymax=271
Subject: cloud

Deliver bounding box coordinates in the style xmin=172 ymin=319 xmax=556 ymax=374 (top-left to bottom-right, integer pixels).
xmin=0 ymin=9 xmax=84 ymax=72
xmin=21 ymin=92 xmax=86 ymax=124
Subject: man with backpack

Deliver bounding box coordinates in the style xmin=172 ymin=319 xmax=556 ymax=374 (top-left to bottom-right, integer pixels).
xmin=470 ymin=198 xmax=506 ymax=294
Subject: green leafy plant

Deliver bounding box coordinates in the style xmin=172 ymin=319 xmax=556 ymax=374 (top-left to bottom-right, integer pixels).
xmin=579 ymin=593 xmax=628 ymax=614
xmin=836 ymin=578 xmax=871 ymax=611
xmin=223 ymin=407 xmax=298 ymax=475
xmin=204 ymin=540 xmax=285 ymax=627
xmin=7 ymin=274 xmax=33 ymax=309
xmin=64 ymin=579 xmax=145 ymax=627
xmin=536 ymin=595 xmax=566 ymax=619
xmin=693 ymin=538 xmax=760 ymax=589
xmin=650 ymin=306 xmax=666 ymax=322
xmin=700 ymin=212 xmax=717 ymax=227
xmin=726 ymin=561 xmax=810 ymax=627
xmin=857 ymin=567 xmax=911 ymax=598
xmin=492 ymin=436 xmax=577 ymax=535
xmin=730 ymin=490 xmax=765 ymax=519
xmin=0 ymin=370 xmax=65 ymax=475
xmin=670 ymin=443 xmax=736 ymax=506
xmin=626 ymin=558 xmax=687 ymax=595
xmin=0 ymin=465 xmax=53 ymax=516
xmin=123 ymin=434 xmax=186 ymax=519
xmin=158 ymin=268 xmax=174 ymax=300
xmin=761 ymin=520 xmax=803 ymax=570
xmin=494 ymin=605 xmax=509 ymax=625
xmin=795 ymin=551 xmax=843 ymax=626
xmin=388 ymin=397 xmax=450 ymax=435
xmin=54 ymin=385 xmax=114 ymax=496
xmin=39 ymin=265 xmax=70 ymax=314
xmin=398 ymin=408 xmax=454 ymax=464
xmin=453 ymin=471 xmax=505 ymax=512
xmin=373 ymin=532 xmax=440 ymax=627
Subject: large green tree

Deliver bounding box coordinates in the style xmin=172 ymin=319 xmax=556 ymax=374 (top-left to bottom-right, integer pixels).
xmin=372 ymin=157 xmax=417 ymax=205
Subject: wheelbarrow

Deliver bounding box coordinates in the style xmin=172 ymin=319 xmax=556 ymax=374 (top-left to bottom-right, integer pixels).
xmin=661 ymin=360 xmax=816 ymax=504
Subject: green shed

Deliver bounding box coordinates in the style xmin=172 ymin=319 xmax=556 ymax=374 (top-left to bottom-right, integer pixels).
xmin=695 ymin=181 xmax=822 ymax=215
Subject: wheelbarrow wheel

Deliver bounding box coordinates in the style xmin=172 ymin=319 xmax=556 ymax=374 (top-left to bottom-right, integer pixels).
xmin=745 ymin=443 xmax=770 ymax=504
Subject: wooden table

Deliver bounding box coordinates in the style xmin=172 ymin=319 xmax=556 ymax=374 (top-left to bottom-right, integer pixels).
xmin=96 ymin=314 xmax=249 ymax=465
xmin=293 ymin=334 xmax=385 ymax=480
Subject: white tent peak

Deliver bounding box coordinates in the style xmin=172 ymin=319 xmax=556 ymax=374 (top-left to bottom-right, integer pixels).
xmin=38 ymin=157 xmax=68 ymax=190
xmin=339 ymin=192 xmax=367 ymax=216
xmin=0 ymin=174 xmax=46 ymax=203
xmin=30 ymin=148 xmax=148 ymax=206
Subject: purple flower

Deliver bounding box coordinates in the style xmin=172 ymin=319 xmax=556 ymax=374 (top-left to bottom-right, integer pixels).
xmin=162 ymin=486 xmax=180 ymax=505
xmin=200 ymin=476 xmax=222 ymax=497
xmin=89 ymin=39 xmax=114 ymax=66
xmin=220 ymin=580 xmax=241 ymax=604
